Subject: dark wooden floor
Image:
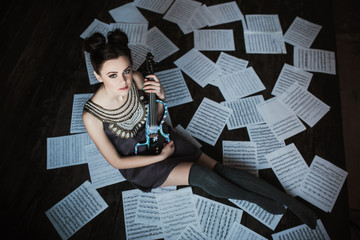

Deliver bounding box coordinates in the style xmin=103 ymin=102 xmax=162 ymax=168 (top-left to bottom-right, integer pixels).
xmin=1 ymin=0 xmax=351 ymax=239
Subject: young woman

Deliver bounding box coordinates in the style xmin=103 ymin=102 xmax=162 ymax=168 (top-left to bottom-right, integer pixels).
xmin=83 ymin=29 xmax=317 ymax=229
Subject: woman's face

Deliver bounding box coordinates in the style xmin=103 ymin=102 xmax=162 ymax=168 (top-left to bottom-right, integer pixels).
xmin=95 ymin=56 xmax=133 ymax=97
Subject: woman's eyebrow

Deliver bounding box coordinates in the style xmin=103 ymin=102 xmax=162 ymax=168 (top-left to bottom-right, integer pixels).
xmin=107 ymin=71 xmax=118 ymax=74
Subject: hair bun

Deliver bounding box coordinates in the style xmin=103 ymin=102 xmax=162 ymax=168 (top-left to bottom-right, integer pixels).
xmin=84 ymin=33 xmax=106 ymax=53
xmin=107 ymin=29 xmax=129 ymax=46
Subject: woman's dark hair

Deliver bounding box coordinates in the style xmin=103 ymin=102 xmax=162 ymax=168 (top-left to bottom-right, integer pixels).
xmin=84 ymin=29 xmax=132 ymax=74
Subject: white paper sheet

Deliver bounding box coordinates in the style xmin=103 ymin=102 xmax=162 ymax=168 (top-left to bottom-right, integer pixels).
xmin=173 ymin=124 xmax=202 ymax=148
xmin=247 ymin=124 xmax=286 ymax=170
xmin=293 ymin=47 xmax=336 ymax=75
xmin=208 ymin=1 xmax=243 ymax=26
xmin=278 ymin=82 xmax=330 ymax=127
xmin=222 ymin=140 xmax=258 ymax=176
xmin=134 ymin=0 xmax=174 ymax=14
xmin=84 ymin=51 xmax=99 ymax=85
xmin=174 ymin=48 xmax=222 ymax=88
xmin=299 ymin=155 xmax=348 ymax=213
xmin=176 ymin=225 xmax=210 ymax=240
xmin=156 ymin=187 xmax=201 ymax=240
xmin=284 ymin=17 xmax=322 ymax=48
xmin=45 ymin=181 xmax=108 ymax=240
xmin=122 ymin=189 xmax=165 ymax=240
xmin=84 ymin=144 xmax=125 ymax=189
xmin=178 ymin=4 xmax=217 ymax=34
xmin=80 ymin=19 xmax=110 ymax=39
xmin=155 ymin=68 xmax=193 ymax=108
xmin=221 ymin=95 xmax=265 ymax=129
xmin=186 ymin=97 xmax=233 ymax=146
xmin=109 ymin=23 xmax=148 ymax=44
xmin=70 ymin=93 xmax=93 ymax=134
xmin=256 ymin=97 xmax=306 ymax=141
xmin=194 ymin=29 xmax=235 ymax=51
xmin=109 ymin=3 xmax=148 ymax=23
xmin=128 ymin=43 xmax=153 ymax=70
xmin=146 ymin=27 xmax=179 ymax=62
xmin=216 ymin=52 xmax=248 ymax=74
xmin=244 ymin=14 xmax=283 ymax=33
xmin=47 ymin=133 xmax=93 ymax=169
xmin=163 ymin=0 xmax=202 ymax=26
xmin=229 ymin=199 xmax=284 ymax=230
xmin=218 ymin=67 xmax=266 ymax=101
xmin=272 ymin=219 xmax=330 ymax=240
xmin=265 ymin=143 xmax=309 ymax=197
xmin=195 ymin=195 xmax=243 ymax=240
xmin=272 ymin=63 xmax=313 ymax=96
xmin=225 ymin=222 xmax=268 ymax=240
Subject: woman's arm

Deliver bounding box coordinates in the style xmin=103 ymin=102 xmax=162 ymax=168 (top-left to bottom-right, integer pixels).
xmin=83 ymin=111 xmax=175 ymax=170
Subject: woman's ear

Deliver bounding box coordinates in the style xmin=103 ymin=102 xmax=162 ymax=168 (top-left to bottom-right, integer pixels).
xmin=94 ymin=71 xmax=103 ymax=82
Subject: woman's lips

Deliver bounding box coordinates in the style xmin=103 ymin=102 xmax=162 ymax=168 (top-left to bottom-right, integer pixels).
xmin=119 ymin=86 xmax=128 ymax=91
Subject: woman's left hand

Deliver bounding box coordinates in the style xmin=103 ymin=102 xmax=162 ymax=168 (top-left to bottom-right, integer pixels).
xmin=142 ymin=74 xmax=166 ymax=101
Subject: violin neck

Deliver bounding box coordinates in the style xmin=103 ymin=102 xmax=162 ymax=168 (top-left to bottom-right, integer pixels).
xmin=148 ymin=92 xmax=157 ymax=127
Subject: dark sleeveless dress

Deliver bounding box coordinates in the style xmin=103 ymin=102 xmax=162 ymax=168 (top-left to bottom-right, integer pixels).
xmin=85 ymin=87 xmax=201 ymax=192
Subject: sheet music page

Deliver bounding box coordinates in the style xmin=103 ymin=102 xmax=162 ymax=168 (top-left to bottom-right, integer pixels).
xmin=225 ymin=222 xmax=268 ymax=240
xmin=84 ymin=144 xmax=125 ymax=189
xmin=109 ymin=23 xmax=148 ymax=44
xmin=70 ymin=93 xmax=93 ymax=134
xmin=244 ymin=32 xmax=286 ymax=54
xmin=272 ymin=63 xmax=313 ymax=96
xmin=194 ymin=194 xmax=243 ymax=240
xmin=134 ymin=0 xmax=174 ymax=14
xmin=229 ymin=199 xmax=283 ymax=230
xmin=146 ymin=27 xmax=179 ymax=62
xmin=84 ymin=51 xmax=99 ymax=85
xmin=278 ymin=82 xmax=330 ymax=127
xmin=221 ymin=95 xmax=265 ymax=129
xmin=222 ymin=140 xmax=258 ymax=176
xmin=156 ymin=187 xmax=201 ymax=240
xmin=174 ymin=48 xmax=222 ymax=88
xmin=186 ymin=97 xmax=233 ymax=146
xmin=265 ymin=143 xmax=309 ymax=197
xmin=245 ymin=14 xmax=283 ymax=33
xmin=194 ymin=29 xmax=235 ymax=51
xmin=272 ymin=219 xmax=330 ymax=240
xmin=176 ymin=225 xmax=210 ymax=240
xmin=207 ymin=1 xmax=243 ymax=26
xmin=109 ymin=3 xmax=148 ymax=23
xmin=128 ymin=43 xmax=153 ymax=70
xmin=256 ymin=97 xmax=306 ymax=141
xmin=218 ymin=67 xmax=266 ymax=101
xmin=284 ymin=16 xmax=322 ymax=48
xmin=80 ymin=19 xmax=110 ymax=39
xmin=45 ymin=181 xmax=108 ymax=240
xmin=298 ymin=155 xmax=348 ymax=213
xmin=163 ymin=0 xmax=202 ymax=26
xmin=122 ymin=189 xmax=165 ymax=240
xmin=247 ymin=124 xmax=286 ymax=170
xmin=293 ymin=47 xmax=336 ymax=75
xmin=47 ymin=133 xmax=93 ymax=169
xmin=155 ymin=68 xmax=193 ymax=108
xmin=173 ymin=124 xmax=202 ymax=148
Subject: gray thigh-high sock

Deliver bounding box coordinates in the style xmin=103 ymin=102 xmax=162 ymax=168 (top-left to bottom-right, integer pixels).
xmin=188 ymin=163 xmax=286 ymax=214
xmin=213 ymin=162 xmax=317 ymax=229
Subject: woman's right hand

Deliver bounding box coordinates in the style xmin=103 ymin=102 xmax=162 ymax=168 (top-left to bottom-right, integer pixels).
xmin=160 ymin=140 xmax=175 ymax=160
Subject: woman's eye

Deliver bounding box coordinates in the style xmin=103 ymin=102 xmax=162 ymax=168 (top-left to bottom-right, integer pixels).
xmin=109 ymin=74 xmax=117 ymax=78
xmin=124 ymin=69 xmax=131 ymax=74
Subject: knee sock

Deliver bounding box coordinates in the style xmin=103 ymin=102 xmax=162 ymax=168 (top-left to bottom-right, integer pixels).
xmin=213 ymin=162 xmax=317 ymax=229
xmin=188 ymin=163 xmax=286 ymax=214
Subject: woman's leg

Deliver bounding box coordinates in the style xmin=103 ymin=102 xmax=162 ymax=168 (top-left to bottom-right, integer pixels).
xmin=160 ymin=162 xmax=193 ymax=187
xmin=196 ymin=152 xmax=218 ymax=169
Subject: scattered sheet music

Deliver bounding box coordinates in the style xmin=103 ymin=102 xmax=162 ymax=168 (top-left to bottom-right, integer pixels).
xmin=278 ymin=82 xmax=330 ymax=127
xmin=272 ymin=63 xmax=313 ymax=96
xmin=225 ymin=222 xmax=268 ymax=240
xmin=284 ymin=17 xmax=322 ymax=48
xmin=174 ymin=48 xmax=222 ymax=88
xmin=218 ymin=67 xmax=266 ymax=101
xmin=265 ymin=143 xmax=309 ymax=197
xmin=163 ymin=0 xmax=202 ymax=26
xmin=146 ymin=27 xmax=179 ymax=62
xmin=134 ymin=0 xmax=174 ymax=14
xmin=47 ymin=133 xmax=93 ymax=169
xmin=222 ymin=140 xmax=258 ymax=176
xmin=128 ymin=43 xmax=153 ymax=70
xmin=208 ymin=1 xmax=243 ymax=26
xmin=272 ymin=219 xmax=330 ymax=240
xmin=194 ymin=29 xmax=235 ymax=51
xmin=256 ymin=97 xmax=306 ymax=141
xmin=109 ymin=23 xmax=148 ymax=44
xmin=45 ymin=181 xmax=108 ymax=240
xmin=155 ymin=68 xmax=193 ymax=108
xmin=298 ymin=155 xmax=348 ymax=213
xmin=186 ymin=98 xmax=232 ymax=146
xmin=293 ymin=47 xmax=336 ymax=75
xmin=178 ymin=4 xmax=216 ymax=34
xmin=80 ymin=19 xmax=110 ymax=39
xmin=173 ymin=124 xmax=202 ymax=148
xmin=247 ymin=124 xmax=286 ymax=170
xmin=177 ymin=225 xmax=210 ymax=240
xmin=84 ymin=51 xmax=99 ymax=85
xmin=109 ymin=3 xmax=148 ymax=23
xmin=70 ymin=93 xmax=93 ymax=134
